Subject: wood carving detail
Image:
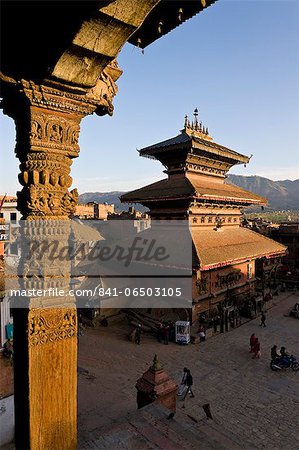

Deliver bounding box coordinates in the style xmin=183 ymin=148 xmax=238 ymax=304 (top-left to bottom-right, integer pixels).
xmin=17 ymin=186 xmax=78 ymax=217
xmin=29 ymin=112 xmax=80 ymax=156
xmin=29 ymin=309 xmax=77 ymax=346
xmin=13 ymin=97 xmax=83 ymax=218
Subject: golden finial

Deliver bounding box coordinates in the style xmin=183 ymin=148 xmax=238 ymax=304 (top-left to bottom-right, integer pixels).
xmin=178 ymin=7 xmax=183 ymax=22
xmin=158 ymin=22 xmax=163 ymax=34
xmin=184 ymin=114 xmax=189 ymax=128
xmin=193 ymin=107 xmax=199 ymax=129
xmin=151 ymin=354 xmax=162 ymax=371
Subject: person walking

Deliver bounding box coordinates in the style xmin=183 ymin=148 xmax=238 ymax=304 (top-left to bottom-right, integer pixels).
xmin=135 ymin=324 xmax=141 ymax=345
xmin=177 ymin=367 xmax=189 ymax=397
xmin=169 ymin=321 xmax=175 ymax=342
xmin=181 ymin=367 xmax=188 ymax=384
xmin=163 ymin=322 xmax=170 ymax=345
xmin=252 ymin=337 xmax=261 ymax=359
xmin=157 ymin=321 xmax=163 ymax=343
xmin=184 ymin=369 xmax=194 ymax=398
xmin=198 ymin=325 xmax=206 ymax=342
xmin=260 ymin=312 xmax=266 ymax=327
xmin=182 ymin=367 xmax=194 ymax=400
xmin=250 ymin=333 xmax=257 ymax=353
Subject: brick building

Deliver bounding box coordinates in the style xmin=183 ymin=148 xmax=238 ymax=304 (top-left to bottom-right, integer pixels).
xmin=270 ymin=222 xmax=299 ymax=271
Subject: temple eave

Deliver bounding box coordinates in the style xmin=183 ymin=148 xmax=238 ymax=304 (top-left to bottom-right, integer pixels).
xmin=200 ymin=249 xmax=287 ymax=271
xmin=128 ymin=0 xmax=218 ymax=49
xmin=121 ymin=193 xmax=267 ymax=205
xmin=198 ymin=194 xmax=267 ymax=205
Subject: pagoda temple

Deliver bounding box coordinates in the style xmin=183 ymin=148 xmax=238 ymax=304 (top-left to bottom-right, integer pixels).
xmin=121 ymin=110 xmax=287 ymax=326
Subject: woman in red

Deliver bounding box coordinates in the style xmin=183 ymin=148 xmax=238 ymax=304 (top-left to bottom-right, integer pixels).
xmin=249 ymin=333 xmax=256 ymax=353
xmin=252 ymin=337 xmax=261 ymax=359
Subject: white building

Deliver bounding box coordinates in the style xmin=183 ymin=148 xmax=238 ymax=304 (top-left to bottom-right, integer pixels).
xmin=0 ymin=196 xmax=21 ymax=347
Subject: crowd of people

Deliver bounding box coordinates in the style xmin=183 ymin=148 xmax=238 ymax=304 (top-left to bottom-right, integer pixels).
xmin=133 ymin=321 xmax=176 ymax=345
xmin=249 ymin=324 xmax=290 ymax=366
xmin=157 ymin=321 xmax=176 ymax=345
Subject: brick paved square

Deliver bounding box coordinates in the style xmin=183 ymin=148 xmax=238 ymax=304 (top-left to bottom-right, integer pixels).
xmin=78 ymin=292 xmax=299 ymax=449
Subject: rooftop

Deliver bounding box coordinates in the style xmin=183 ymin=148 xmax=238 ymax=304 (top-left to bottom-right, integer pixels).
xmin=121 ymin=174 xmax=267 ymax=206
xmin=0 ymin=196 xmax=17 ymax=203
xmin=139 ymin=109 xmax=249 ymax=167
xmin=192 ymin=227 xmax=287 ymax=270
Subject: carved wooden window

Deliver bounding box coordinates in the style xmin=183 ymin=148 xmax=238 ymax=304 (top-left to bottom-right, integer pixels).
xmin=208 ymin=216 xmax=213 ymax=223
xmin=201 ymin=216 xmax=205 ymax=223
xmin=228 ymin=217 xmax=232 ymax=223
xmin=217 ymin=271 xmax=242 ymax=287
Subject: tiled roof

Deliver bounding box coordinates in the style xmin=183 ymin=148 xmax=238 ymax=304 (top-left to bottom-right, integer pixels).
xmin=0 ymin=196 xmax=17 ymax=202
xmin=121 ymin=176 xmax=267 ymax=205
xmin=121 ymin=177 xmax=193 ymax=202
xmin=192 ymin=227 xmax=287 ymax=270
xmin=188 ymin=175 xmax=267 ymax=204
xmin=140 ymin=133 xmax=191 ymax=153
xmin=139 ymin=133 xmax=248 ymax=163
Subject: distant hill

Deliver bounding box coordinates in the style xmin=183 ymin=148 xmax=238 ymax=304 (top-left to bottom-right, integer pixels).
xmin=78 ymin=191 xmax=147 ymax=212
xmin=79 ymin=191 xmax=125 ymax=208
xmin=78 ymin=175 xmax=299 ymax=212
xmin=227 ymin=175 xmax=299 ymax=211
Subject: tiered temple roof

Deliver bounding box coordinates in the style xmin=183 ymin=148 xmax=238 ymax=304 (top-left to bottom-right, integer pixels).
xmin=122 ymin=110 xmax=267 ymax=207
xmin=121 ymin=174 xmax=266 ymax=205
xmin=122 ymin=110 xmax=287 ymax=267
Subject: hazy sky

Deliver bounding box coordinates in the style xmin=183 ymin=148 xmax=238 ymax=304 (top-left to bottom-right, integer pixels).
xmin=1 ymin=0 xmax=298 ymax=195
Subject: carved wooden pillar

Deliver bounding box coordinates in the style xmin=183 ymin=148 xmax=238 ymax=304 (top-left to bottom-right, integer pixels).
xmin=1 ymin=63 xmax=121 ymax=450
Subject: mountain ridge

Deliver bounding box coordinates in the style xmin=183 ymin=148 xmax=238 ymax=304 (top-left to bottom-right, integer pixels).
xmin=226 ymin=175 xmax=299 ymax=210
xmin=78 ymin=175 xmax=299 ymax=211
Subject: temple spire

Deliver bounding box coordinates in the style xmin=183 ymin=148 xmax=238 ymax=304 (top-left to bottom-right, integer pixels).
xmin=193 ymin=107 xmax=199 ymax=130
xmin=182 ymin=108 xmax=212 ymax=141
xmin=151 ymin=354 xmax=162 ymax=371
